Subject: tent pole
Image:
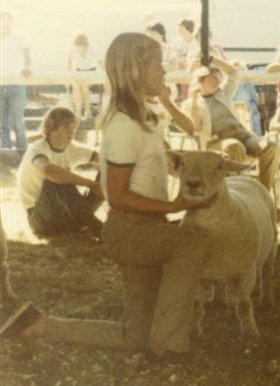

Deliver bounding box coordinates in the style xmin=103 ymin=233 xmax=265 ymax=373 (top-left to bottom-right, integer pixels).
xmin=201 ymin=0 xmax=209 ymax=66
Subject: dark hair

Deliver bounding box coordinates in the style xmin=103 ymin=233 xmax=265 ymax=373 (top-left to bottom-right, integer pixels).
xmin=73 ymin=33 xmax=89 ymax=47
xmin=178 ymin=18 xmax=195 ymax=34
xmin=149 ymin=23 xmax=167 ymax=43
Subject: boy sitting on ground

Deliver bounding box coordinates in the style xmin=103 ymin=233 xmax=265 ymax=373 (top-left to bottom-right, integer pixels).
xmin=17 ymin=107 xmax=103 ymax=240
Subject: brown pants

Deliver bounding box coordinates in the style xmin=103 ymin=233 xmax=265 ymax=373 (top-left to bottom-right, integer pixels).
xmin=102 ymin=212 xmax=207 ymax=353
xmin=47 ymin=212 xmax=207 ymax=353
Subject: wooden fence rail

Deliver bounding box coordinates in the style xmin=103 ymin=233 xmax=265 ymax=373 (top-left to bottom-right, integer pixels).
xmin=1 ymin=70 xmax=280 ymax=87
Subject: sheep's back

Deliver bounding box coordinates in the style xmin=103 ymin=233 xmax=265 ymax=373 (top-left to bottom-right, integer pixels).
xmin=182 ymin=176 xmax=277 ymax=281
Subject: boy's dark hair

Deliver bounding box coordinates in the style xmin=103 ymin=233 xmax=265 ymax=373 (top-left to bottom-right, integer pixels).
xmin=42 ymin=107 xmax=77 ymax=137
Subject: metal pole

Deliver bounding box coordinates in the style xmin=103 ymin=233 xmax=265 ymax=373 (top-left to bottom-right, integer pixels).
xmin=201 ymin=0 xmax=209 ymax=66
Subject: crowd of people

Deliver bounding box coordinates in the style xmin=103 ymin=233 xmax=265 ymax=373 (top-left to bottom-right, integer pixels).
xmin=1 ymin=10 xmax=280 ymax=362
xmin=1 ymin=11 xmax=279 ymax=151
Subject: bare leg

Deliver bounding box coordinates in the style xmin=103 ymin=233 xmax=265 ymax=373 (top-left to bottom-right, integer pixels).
xmin=94 ymin=112 xmax=103 ymax=145
xmin=234 ymin=267 xmax=259 ymax=338
xmin=72 ymin=83 xmax=83 ymax=119
xmin=80 ymin=81 xmax=91 ymax=119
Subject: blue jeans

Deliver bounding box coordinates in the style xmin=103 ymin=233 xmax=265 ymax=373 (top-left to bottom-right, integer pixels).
xmin=0 ymin=85 xmax=27 ymax=150
xmin=27 ymin=181 xmax=103 ymax=238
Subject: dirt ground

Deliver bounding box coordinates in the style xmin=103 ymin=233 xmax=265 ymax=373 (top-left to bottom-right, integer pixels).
xmin=1 ymin=165 xmax=280 ymax=386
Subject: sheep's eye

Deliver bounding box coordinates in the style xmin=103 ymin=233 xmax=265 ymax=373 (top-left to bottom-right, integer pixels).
xmin=216 ymin=163 xmax=223 ymax=170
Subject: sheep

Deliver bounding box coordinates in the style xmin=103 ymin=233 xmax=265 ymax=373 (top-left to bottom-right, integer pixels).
xmin=176 ymin=150 xmax=277 ymax=338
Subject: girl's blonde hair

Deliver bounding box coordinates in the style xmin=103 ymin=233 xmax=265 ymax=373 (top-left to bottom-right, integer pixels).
xmin=42 ymin=107 xmax=78 ymax=137
xmin=104 ymin=32 xmax=161 ymax=132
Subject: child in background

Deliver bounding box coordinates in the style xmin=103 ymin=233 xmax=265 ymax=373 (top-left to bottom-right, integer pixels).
xmin=67 ymin=33 xmax=102 ymax=120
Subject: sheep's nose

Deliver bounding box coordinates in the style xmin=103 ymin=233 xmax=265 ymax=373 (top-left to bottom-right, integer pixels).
xmin=186 ymin=180 xmax=201 ymax=189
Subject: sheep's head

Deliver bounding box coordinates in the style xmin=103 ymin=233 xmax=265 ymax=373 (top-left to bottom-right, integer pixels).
xmin=176 ymin=151 xmax=250 ymax=203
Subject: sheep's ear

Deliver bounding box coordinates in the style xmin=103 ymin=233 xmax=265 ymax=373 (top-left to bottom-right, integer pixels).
xmin=223 ymin=158 xmax=252 ymax=172
xmin=174 ymin=153 xmax=184 ymax=170
xmin=167 ymin=150 xmax=184 ymax=170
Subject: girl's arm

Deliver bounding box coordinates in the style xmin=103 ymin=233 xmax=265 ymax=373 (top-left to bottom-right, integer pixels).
xmin=106 ymin=163 xmax=214 ymax=214
xmin=159 ymin=86 xmax=194 ymax=135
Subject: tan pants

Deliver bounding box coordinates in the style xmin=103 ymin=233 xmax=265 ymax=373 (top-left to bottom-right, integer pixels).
xmin=208 ymin=136 xmax=279 ymax=191
xmin=48 ymin=213 xmax=207 ymax=353
xmin=102 ymin=213 xmax=207 ymax=353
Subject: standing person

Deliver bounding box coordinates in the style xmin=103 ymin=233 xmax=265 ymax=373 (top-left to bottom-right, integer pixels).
xmin=145 ymin=22 xmax=178 ymax=101
xmin=145 ymin=22 xmax=178 ymax=71
xmin=67 ymin=33 xmax=102 ymax=120
xmin=17 ymin=106 xmax=103 ymax=240
xmin=176 ymin=18 xmax=198 ymax=72
xmin=0 ymin=12 xmax=31 ymax=151
xmin=232 ymin=59 xmax=262 ymax=137
xmin=233 ymin=81 xmax=262 ymax=136
xmin=171 ymin=17 xmax=197 ymax=101
xmin=1 ymin=33 xmax=215 ymax=359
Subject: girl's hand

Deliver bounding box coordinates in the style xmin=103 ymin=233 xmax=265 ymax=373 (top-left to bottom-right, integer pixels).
xmin=158 ymin=85 xmax=172 ymax=105
xmin=171 ymin=192 xmax=218 ymax=212
xmin=171 ymin=194 xmax=192 ymax=212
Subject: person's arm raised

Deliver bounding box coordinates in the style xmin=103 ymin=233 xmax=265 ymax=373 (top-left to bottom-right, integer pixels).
xmin=210 ymin=55 xmax=237 ymax=75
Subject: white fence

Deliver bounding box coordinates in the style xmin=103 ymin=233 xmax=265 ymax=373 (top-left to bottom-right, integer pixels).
xmin=1 ymin=70 xmax=280 ymax=86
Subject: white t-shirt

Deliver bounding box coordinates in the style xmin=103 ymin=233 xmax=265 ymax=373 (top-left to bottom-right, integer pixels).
xmin=1 ymin=32 xmax=29 ymax=77
xmin=162 ymin=43 xmax=177 ymax=70
xmin=100 ymin=111 xmax=168 ymax=204
xmin=18 ymin=138 xmax=93 ymax=210
xmin=68 ymin=45 xmax=101 ymax=71
xmin=171 ymin=36 xmax=188 ymax=59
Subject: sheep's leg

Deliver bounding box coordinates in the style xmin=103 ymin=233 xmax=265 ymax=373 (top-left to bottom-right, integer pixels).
xmin=190 ymin=298 xmax=205 ymax=337
xmin=260 ymin=244 xmax=277 ymax=309
xmin=225 ymin=281 xmax=238 ymax=320
xmin=213 ymin=282 xmax=226 ymax=306
xmin=191 ymin=282 xmax=213 ymax=337
xmin=235 ymin=268 xmax=259 ymax=338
